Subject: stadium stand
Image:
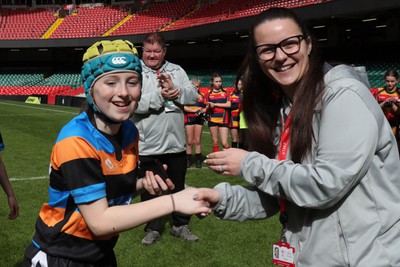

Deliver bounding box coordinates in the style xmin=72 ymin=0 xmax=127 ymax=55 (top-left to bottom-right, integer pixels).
xmin=163 ymin=0 xmax=334 ymax=31
xmin=50 ymin=6 xmax=127 ymax=39
xmin=0 ymin=8 xmax=56 ymax=40
xmin=362 ymin=60 xmax=400 ymax=88
xmin=0 ymin=0 xmax=398 ymax=104
xmin=109 ymin=0 xmax=198 ymax=35
xmin=0 ymin=72 xmax=83 ymax=97
xmin=188 ymin=72 xmax=237 ymax=88
xmin=0 ymin=0 xmax=336 ymax=39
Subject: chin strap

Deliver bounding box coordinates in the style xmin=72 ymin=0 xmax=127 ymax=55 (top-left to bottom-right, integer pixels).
xmin=94 ymin=110 xmax=121 ymax=125
xmin=90 ymin=101 xmax=121 ymax=124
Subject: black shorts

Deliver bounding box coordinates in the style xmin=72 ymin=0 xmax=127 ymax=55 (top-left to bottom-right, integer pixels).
xmin=23 ymin=242 xmax=117 ymax=267
xmin=208 ymin=121 xmax=229 ymax=128
xmin=185 ymin=117 xmax=204 ymax=126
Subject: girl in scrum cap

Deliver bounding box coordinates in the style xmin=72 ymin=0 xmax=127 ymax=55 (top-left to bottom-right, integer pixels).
xmin=23 ymin=40 xmax=210 ymax=267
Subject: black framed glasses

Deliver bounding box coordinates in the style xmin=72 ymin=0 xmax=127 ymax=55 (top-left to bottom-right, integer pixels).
xmin=255 ymin=35 xmax=304 ymax=61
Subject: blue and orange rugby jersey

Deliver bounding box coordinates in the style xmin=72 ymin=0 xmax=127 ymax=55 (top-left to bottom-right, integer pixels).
xmin=31 ymin=110 xmax=139 ymax=262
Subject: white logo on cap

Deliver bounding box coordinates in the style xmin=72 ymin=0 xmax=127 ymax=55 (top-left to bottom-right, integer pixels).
xmin=111 ymin=57 xmax=127 ymax=65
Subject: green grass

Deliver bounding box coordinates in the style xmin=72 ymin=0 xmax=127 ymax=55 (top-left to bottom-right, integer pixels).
xmin=0 ymin=100 xmax=280 ymax=267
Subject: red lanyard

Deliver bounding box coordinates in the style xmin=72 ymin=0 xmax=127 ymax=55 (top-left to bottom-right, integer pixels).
xmin=278 ymin=115 xmax=291 ymax=217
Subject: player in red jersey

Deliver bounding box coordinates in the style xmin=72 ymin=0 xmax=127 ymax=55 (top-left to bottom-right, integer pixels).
xmin=184 ymin=78 xmax=209 ymax=168
xmin=205 ymin=72 xmax=231 ymax=152
xmin=229 ymin=77 xmax=243 ymax=148
xmin=374 ymin=69 xmax=400 ymax=152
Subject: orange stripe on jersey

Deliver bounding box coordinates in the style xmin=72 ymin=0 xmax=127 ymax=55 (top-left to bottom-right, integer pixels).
xmin=101 ymin=141 xmax=139 ymax=175
xmin=61 ymin=212 xmax=117 ymax=240
xmin=39 ymin=204 xmax=65 ymax=227
xmin=52 ymin=137 xmax=100 ymax=168
xmin=40 ymin=204 xmax=117 ymax=240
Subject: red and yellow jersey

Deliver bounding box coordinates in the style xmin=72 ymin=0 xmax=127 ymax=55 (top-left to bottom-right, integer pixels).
xmin=229 ymin=91 xmax=241 ymax=128
xmin=206 ymin=89 xmax=229 ymax=124
xmin=31 ymin=110 xmax=139 ymax=262
xmin=375 ymin=87 xmax=400 ymax=125
xmin=184 ymin=92 xmax=206 ymax=123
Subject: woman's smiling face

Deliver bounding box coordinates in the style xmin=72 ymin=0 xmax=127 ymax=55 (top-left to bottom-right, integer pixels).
xmin=254 ymin=18 xmax=312 ymax=97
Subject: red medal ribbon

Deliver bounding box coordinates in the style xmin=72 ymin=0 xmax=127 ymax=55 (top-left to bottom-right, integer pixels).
xmin=274 ymin=114 xmax=296 ymax=266
xmin=278 ymin=114 xmax=291 ymax=161
xmin=278 ymin=115 xmax=291 ymax=214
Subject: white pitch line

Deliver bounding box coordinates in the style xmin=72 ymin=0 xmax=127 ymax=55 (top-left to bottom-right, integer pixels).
xmin=0 ymin=113 xmax=68 ymax=117
xmin=9 ymin=167 xmax=208 ymax=181
xmin=9 ymin=168 xmax=208 ymax=181
xmin=10 ymin=176 xmax=48 ymax=181
xmin=0 ymin=101 xmax=77 ymax=115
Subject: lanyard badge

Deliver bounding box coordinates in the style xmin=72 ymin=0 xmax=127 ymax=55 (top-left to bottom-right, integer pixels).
xmin=273 ymin=114 xmax=296 ymax=267
xmin=273 ymin=242 xmax=295 ymax=267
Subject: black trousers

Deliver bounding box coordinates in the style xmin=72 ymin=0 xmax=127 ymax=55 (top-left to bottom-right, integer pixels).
xmin=140 ymin=151 xmax=191 ymax=232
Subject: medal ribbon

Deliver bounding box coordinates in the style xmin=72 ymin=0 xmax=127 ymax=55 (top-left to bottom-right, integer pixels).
xmin=278 ymin=114 xmax=291 ymax=242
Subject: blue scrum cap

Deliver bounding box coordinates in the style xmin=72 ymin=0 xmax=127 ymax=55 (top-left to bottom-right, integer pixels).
xmin=81 ymin=39 xmax=142 ymax=109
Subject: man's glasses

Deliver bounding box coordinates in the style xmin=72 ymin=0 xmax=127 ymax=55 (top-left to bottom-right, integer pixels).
xmin=255 ymin=35 xmax=304 ymax=61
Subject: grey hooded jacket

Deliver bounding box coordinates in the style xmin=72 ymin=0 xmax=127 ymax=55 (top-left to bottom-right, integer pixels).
xmin=131 ymin=60 xmax=197 ymax=155
xmin=214 ymin=64 xmax=400 ymax=266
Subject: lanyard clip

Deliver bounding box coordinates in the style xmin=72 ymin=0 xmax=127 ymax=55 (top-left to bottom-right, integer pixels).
xmin=280 ymin=226 xmax=288 ymax=243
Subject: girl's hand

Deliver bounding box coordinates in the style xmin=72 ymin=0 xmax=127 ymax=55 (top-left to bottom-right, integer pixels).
xmin=141 ymin=170 xmax=175 ymax=196
xmin=392 ymin=101 xmax=398 ymax=112
xmin=173 ymin=187 xmax=212 ymax=216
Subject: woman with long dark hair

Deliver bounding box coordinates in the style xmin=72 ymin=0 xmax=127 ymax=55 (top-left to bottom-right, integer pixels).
xmin=195 ymin=8 xmax=400 ymax=266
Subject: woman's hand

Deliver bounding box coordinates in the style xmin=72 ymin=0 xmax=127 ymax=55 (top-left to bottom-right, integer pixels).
xmin=204 ymin=148 xmax=249 ymax=176
xmin=192 ymin=188 xmax=221 ymax=210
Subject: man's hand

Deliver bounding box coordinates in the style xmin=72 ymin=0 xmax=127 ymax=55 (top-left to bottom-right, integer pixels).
xmin=161 ymin=87 xmax=180 ymax=100
xmin=157 ymin=72 xmax=180 ymax=100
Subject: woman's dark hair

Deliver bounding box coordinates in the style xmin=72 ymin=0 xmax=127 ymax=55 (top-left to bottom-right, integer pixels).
xmin=240 ymin=8 xmax=325 ymax=163
xmin=384 ymin=69 xmax=399 ymax=80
